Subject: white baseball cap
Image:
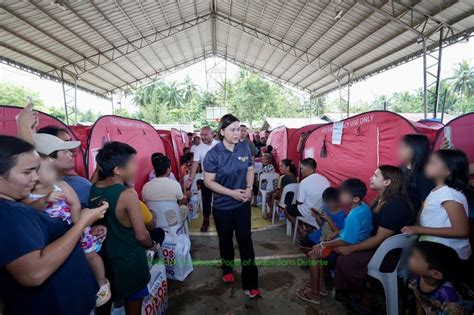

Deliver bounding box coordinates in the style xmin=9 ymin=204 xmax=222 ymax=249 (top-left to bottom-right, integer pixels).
xmin=34 ymin=133 xmax=81 ymax=155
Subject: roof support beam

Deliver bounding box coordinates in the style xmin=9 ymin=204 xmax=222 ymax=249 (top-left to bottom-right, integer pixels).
xmin=215 ymin=14 xmax=350 ymax=80
xmin=1 ymin=5 xmax=127 ymax=89
xmin=108 ymin=52 xmax=215 ymax=94
xmin=113 ymin=0 xmax=163 ymax=74
xmin=308 ymin=0 xmax=460 ymax=93
xmin=311 ymin=27 xmax=473 ymax=98
xmin=241 ymin=0 xmax=268 ymax=66
xmin=275 ymin=0 xmax=346 ymax=82
xmin=264 ymin=0 xmax=310 ymax=74
xmin=250 ymin=0 xmax=287 ymax=69
xmin=359 ymin=0 xmax=455 ymax=42
xmin=215 ymin=52 xmax=311 ymax=93
xmin=62 ymin=14 xmax=212 ymax=78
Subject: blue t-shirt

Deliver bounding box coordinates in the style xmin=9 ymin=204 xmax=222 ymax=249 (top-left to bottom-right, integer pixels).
xmin=63 ymin=175 xmax=92 ymax=208
xmin=203 ymin=141 xmax=253 ymax=210
xmin=339 ymin=202 xmax=373 ymax=245
xmin=308 ymin=209 xmax=346 ymax=244
xmin=0 ymin=199 xmax=98 ymax=315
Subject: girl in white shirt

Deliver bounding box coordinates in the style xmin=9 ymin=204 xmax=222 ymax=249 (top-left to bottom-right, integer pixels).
xmin=403 ymin=149 xmax=471 ymax=260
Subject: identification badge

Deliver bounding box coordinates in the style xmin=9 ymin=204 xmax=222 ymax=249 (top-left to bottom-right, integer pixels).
xmin=238 ymin=156 xmax=249 ymax=162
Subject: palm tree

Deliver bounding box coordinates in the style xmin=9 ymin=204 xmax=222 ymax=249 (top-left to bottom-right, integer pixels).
xmin=448 ymin=60 xmax=474 ymax=113
xmin=181 ymin=75 xmax=197 ymax=102
xmin=162 ymin=81 xmax=185 ymax=109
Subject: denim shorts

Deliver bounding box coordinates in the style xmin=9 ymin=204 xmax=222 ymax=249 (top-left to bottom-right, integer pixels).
xmin=126 ymin=286 xmax=149 ymax=301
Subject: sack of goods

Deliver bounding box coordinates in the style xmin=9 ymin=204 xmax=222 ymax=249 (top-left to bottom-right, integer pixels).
xmin=158 ymin=233 xmax=193 ymax=281
xmin=142 ymin=264 xmax=168 ymax=315
xmin=110 ymin=263 xmax=168 ymax=315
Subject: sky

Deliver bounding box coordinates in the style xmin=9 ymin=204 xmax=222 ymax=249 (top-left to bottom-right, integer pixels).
xmin=0 ymin=38 xmax=472 ymax=116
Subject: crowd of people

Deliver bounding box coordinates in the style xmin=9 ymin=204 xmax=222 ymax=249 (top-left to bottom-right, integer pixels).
xmin=0 ymin=104 xmax=473 ymax=314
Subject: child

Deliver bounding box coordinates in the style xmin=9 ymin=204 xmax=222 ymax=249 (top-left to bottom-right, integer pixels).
xmin=25 ymin=151 xmax=111 ymax=307
xmin=300 ymin=187 xmax=346 ymax=249
xmin=89 ymin=141 xmax=156 ymax=314
xmin=408 ymin=241 xmax=464 ymax=314
xmin=402 ymin=149 xmax=471 ymax=261
xmin=297 ymin=178 xmax=373 ymax=305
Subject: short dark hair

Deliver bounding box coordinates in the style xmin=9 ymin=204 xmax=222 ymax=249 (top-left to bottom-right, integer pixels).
xmin=322 ymin=187 xmax=340 ymax=203
xmin=339 ymin=178 xmax=367 ymax=200
xmin=434 ymin=149 xmax=469 ymax=193
xmin=414 ymin=241 xmax=459 ymax=282
xmin=240 ymin=124 xmax=247 ymax=128
xmin=0 ymin=135 xmax=35 ymax=177
xmin=217 ymin=114 xmax=240 ymax=141
xmin=96 ymin=141 xmax=137 ymax=178
xmin=300 ymin=158 xmax=317 ymax=170
xmin=151 ymin=152 xmax=164 ymax=163
xmin=180 ymin=152 xmax=193 ymax=165
xmin=152 ymin=156 xmax=171 ymax=177
xmin=37 ymin=125 xmax=69 ymax=137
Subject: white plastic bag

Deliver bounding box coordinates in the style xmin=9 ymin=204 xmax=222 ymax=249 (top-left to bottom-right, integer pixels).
xmin=188 ymin=194 xmax=200 ymax=220
xmin=142 ymin=263 xmax=168 ymax=315
xmin=158 ymin=233 xmax=193 ymax=281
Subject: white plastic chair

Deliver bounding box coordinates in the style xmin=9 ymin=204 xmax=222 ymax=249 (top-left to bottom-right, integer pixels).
xmin=145 ymin=200 xmax=189 ymax=235
xmin=272 ymin=183 xmax=299 ymax=225
xmin=367 ymin=233 xmax=417 ymax=315
xmin=293 ymin=215 xmax=320 ymax=245
xmin=258 ymin=172 xmax=279 ymax=214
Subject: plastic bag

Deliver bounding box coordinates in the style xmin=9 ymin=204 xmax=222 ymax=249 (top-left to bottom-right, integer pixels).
xmin=158 ymin=233 xmax=193 ymax=281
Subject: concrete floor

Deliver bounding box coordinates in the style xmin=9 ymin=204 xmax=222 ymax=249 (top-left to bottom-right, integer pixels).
xmin=167 ymin=225 xmax=349 ymax=315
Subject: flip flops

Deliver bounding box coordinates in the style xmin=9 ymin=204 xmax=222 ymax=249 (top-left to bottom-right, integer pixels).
xmin=304 ymin=283 xmax=329 ymax=297
xmin=296 ymin=288 xmax=321 ymax=305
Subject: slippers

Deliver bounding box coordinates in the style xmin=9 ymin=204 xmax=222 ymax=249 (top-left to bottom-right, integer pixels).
xmin=296 ymin=288 xmax=321 ymax=305
xmin=304 ymin=283 xmax=328 ymax=297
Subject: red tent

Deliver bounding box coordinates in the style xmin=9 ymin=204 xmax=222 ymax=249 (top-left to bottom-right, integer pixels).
xmin=69 ymin=125 xmax=91 ymax=152
xmin=287 ymin=124 xmax=325 ymax=169
xmin=303 ymin=111 xmax=437 ymax=201
xmin=433 ymin=113 xmax=474 ymax=163
xmin=157 ymin=130 xmax=179 ymax=181
xmin=170 ymin=128 xmax=191 ymax=168
xmin=87 ymin=116 xmax=166 ymax=194
xmin=266 ymin=126 xmax=297 ymax=168
xmin=415 ymin=120 xmax=444 ymax=147
xmin=0 ymin=105 xmax=87 ymax=177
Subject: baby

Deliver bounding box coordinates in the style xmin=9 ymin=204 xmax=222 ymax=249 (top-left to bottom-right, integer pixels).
xmin=25 ymin=154 xmax=111 ymax=307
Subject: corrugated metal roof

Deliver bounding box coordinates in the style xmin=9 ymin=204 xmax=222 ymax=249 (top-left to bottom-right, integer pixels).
xmin=1 ymin=0 xmax=472 ymax=98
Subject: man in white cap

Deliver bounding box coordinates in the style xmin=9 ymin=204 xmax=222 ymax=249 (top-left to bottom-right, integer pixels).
xmin=36 ymin=134 xmax=94 ymax=208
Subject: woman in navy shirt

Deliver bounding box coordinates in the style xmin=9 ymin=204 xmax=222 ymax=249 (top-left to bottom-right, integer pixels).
xmin=203 ymin=114 xmax=260 ymax=299
xmin=0 ymin=135 xmax=108 ymax=315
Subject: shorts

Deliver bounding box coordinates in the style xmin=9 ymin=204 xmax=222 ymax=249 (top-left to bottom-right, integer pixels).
xmin=300 ymin=235 xmax=317 ymax=248
xmin=126 ymin=286 xmax=149 ymax=301
xmin=287 ymin=204 xmax=302 ymax=217
xmin=80 ymin=226 xmax=99 ymax=254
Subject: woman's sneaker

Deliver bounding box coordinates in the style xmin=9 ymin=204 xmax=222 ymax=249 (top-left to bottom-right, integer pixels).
xmin=96 ymin=278 xmax=111 ymax=307
xmin=223 ymin=273 xmax=235 ymax=283
xmin=244 ymin=289 xmax=262 ymax=299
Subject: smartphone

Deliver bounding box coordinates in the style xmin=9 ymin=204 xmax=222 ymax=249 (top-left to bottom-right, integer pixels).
xmin=444 ymin=126 xmax=453 ymax=149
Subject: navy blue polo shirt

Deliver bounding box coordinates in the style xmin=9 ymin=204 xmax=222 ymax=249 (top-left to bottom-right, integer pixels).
xmin=0 ymin=199 xmax=98 ymax=315
xmin=203 ymin=141 xmax=253 ymax=210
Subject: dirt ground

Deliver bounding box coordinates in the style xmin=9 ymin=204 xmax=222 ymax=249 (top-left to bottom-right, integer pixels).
xmin=167 ymin=225 xmax=349 ymax=315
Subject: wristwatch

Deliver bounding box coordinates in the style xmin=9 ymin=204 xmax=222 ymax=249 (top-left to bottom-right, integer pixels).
xmin=246 ymin=186 xmax=253 ymax=190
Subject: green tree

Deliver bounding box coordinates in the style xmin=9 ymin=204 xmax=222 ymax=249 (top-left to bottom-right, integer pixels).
xmin=0 ymin=82 xmax=46 ymax=109
xmin=448 ymin=60 xmax=474 ymax=114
